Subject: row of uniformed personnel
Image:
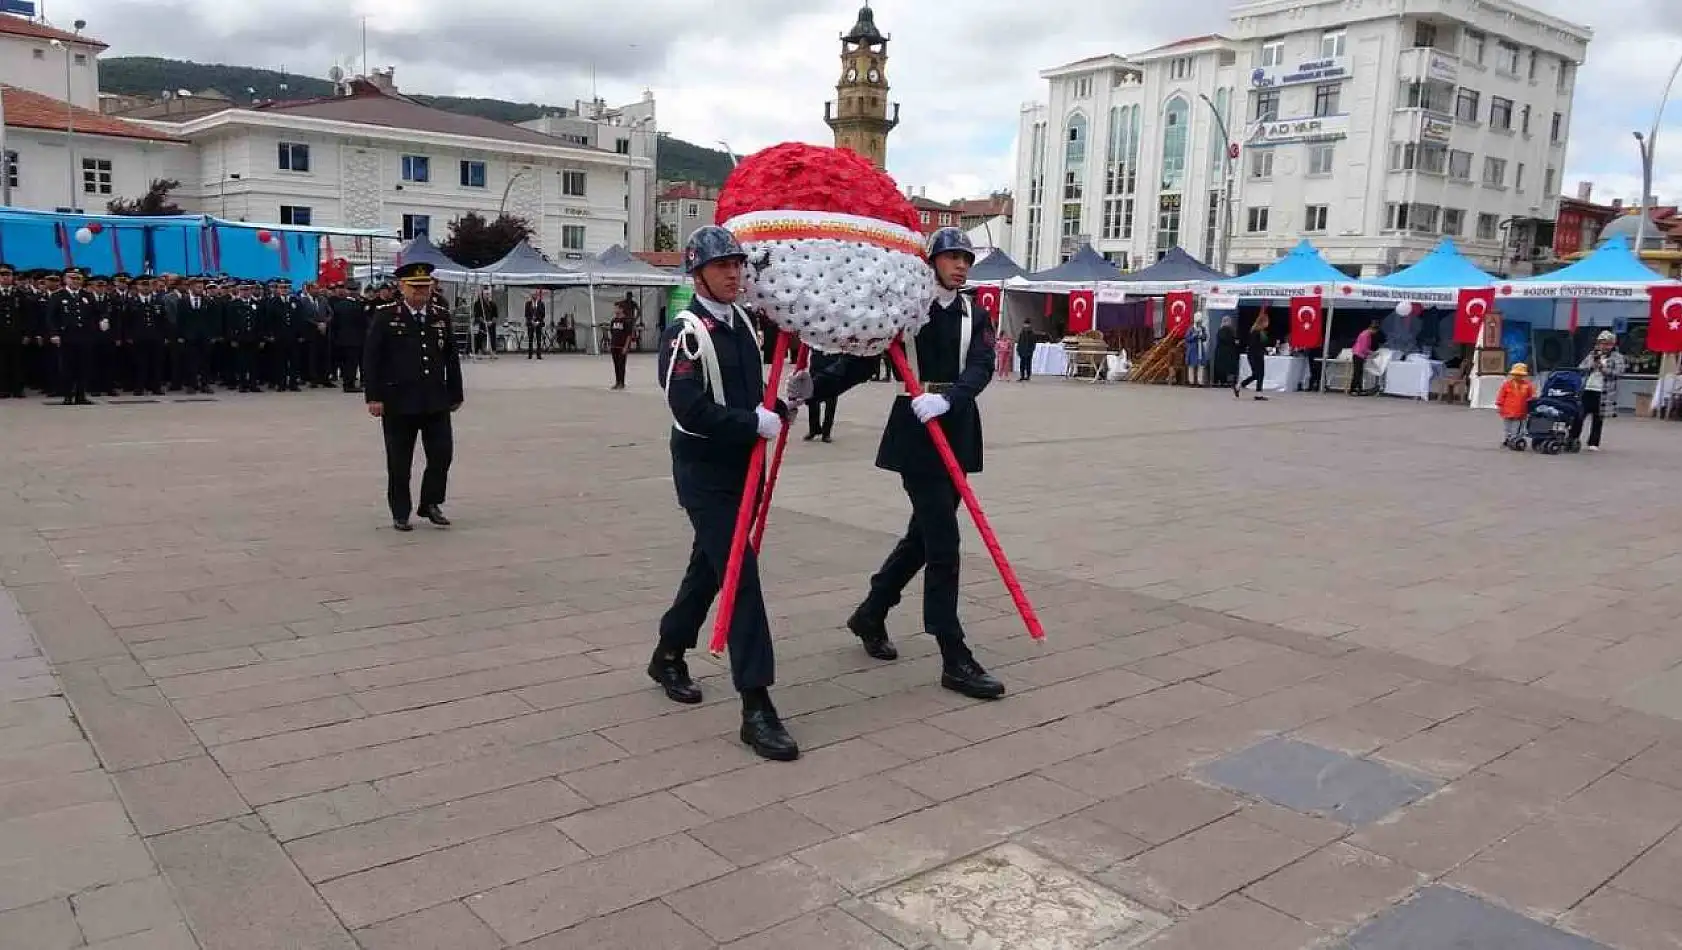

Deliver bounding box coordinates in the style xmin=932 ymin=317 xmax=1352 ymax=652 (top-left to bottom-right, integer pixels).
xmin=0 ymin=264 xmax=387 ymax=404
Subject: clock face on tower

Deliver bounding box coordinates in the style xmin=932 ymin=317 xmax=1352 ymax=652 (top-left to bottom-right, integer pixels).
xmin=868 ymin=67 xmax=880 ymax=82
xmin=846 ymin=67 xmax=857 ymax=81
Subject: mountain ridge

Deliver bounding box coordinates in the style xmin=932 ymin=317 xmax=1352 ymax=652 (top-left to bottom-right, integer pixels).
xmin=98 ymin=56 xmax=735 ymax=188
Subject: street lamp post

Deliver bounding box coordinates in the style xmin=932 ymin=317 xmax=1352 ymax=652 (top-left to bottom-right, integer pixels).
xmin=498 ymin=167 xmax=531 ymax=218
xmin=1635 ymin=51 xmax=1682 ymax=252
xmin=1198 ymin=93 xmax=1235 ymax=273
xmin=50 ymin=24 xmax=85 ymax=211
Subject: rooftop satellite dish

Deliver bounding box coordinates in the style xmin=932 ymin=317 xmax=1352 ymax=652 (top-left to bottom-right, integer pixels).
xmin=328 ymin=65 xmax=345 ymax=83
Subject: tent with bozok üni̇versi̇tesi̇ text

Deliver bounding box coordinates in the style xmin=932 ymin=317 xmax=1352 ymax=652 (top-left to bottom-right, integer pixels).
xmin=1206 ymin=239 xmax=1353 ymax=301
xmin=1502 ymin=235 xmax=1679 ymax=300
xmin=468 ymin=240 xmax=580 ymax=286
xmin=1329 ymin=237 xmax=1505 ymax=307
xmin=1111 ymin=246 xmax=1231 ymax=295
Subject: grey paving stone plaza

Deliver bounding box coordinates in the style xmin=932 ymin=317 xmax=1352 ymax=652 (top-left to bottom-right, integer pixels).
xmin=4 ymin=354 xmax=1682 ymax=949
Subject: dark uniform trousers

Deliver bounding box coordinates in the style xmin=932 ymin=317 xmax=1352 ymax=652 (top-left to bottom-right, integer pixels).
xmin=338 ymin=346 xmax=363 ymax=390
xmin=813 ymin=297 xmax=996 ymax=662
xmin=60 ymin=341 xmax=92 ymax=401
xmin=654 ymin=300 xmax=780 ymax=693
xmin=381 ymin=412 xmax=453 ymax=520
xmin=0 ymin=340 xmax=21 ymax=396
xmin=132 ymin=339 xmax=166 ymax=393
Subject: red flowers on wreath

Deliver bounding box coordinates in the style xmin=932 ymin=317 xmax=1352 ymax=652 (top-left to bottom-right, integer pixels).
xmin=715 ymin=143 xmax=923 ymax=234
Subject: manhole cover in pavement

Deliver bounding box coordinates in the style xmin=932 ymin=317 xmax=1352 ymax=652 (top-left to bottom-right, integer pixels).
xmin=863 ymin=844 xmax=1169 ymax=950
xmin=1342 ymin=887 xmax=1609 ymax=949
xmin=1200 ymin=737 xmax=1440 ymax=826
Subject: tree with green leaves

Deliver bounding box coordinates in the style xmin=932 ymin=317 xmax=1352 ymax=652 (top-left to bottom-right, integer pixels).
xmin=653 ymin=221 xmax=677 ymax=252
xmin=439 ymin=212 xmax=534 ymax=268
xmin=107 ymin=178 xmax=186 ymax=216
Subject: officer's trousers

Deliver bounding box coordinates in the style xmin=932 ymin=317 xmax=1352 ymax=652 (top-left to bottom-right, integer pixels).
xmin=178 ymin=340 xmax=209 ymax=390
xmin=0 ymin=342 xmax=24 ymax=396
xmin=131 ymin=339 xmax=165 ymax=393
xmin=270 ymin=339 xmax=296 ymax=388
xmin=233 ymin=345 xmax=261 ymax=390
xmin=338 ymin=346 xmax=362 ymax=390
xmin=858 ymin=473 xmax=970 ymax=658
xmin=657 ymin=478 xmax=775 ymax=692
xmin=381 ymin=411 xmax=453 ymax=520
xmin=59 ymin=342 xmax=90 ymax=402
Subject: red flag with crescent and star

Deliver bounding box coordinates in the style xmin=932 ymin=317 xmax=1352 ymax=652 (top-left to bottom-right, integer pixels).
xmin=1164 ymin=290 xmax=1195 ymax=337
xmin=1454 ymin=287 xmax=1495 ymax=345
xmin=1289 ymin=295 xmax=1323 ymax=349
xmin=974 ymin=285 xmax=1002 ymax=326
xmin=1648 ymin=285 xmax=1682 ymax=353
xmin=1067 ymin=289 xmax=1095 ymax=333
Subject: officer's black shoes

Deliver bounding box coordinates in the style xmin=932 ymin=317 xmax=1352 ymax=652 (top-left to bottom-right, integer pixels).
xmin=418 ymin=505 xmax=451 ymax=527
xmin=392 ymin=517 xmax=414 ymax=532
xmin=941 ymin=659 xmax=1006 ymax=700
xmin=647 ymin=652 xmax=703 ymax=705
xmin=739 ymin=707 xmax=800 ymax=761
xmin=803 ymin=432 xmax=818 ymax=442
xmin=847 ymin=610 xmax=899 ymax=661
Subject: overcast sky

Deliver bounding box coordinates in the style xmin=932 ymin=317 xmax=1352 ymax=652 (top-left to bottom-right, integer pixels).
xmin=64 ymin=0 xmax=1682 ymax=204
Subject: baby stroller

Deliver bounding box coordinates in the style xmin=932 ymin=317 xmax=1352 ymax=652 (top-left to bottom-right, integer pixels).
xmin=1527 ymin=369 xmax=1584 ymax=455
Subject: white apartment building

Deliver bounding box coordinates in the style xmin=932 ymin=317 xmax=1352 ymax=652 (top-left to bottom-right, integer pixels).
xmin=1012 ymin=0 xmax=1592 ymax=279
xmin=520 ymin=94 xmax=658 ymax=252
xmin=122 ymin=73 xmax=649 ymax=264
xmin=0 ymin=14 xmax=101 ymax=108
xmin=655 ymin=182 xmax=717 ymax=250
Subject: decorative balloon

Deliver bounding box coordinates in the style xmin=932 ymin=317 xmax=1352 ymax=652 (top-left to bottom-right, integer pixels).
xmin=74 ymin=227 xmax=93 ymax=245
xmin=87 ymin=222 xmax=104 ymax=235
xmin=256 ymin=229 xmax=274 ymax=245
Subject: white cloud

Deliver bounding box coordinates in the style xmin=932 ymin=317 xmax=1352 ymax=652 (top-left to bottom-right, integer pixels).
xmin=61 ymin=0 xmax=1682 ymax=204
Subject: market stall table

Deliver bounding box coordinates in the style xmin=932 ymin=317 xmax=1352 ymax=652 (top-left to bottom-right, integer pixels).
xmin=1256 ymin=355 xmax=1309 ymax=393
xmin=1032 ymin=341 xmax=1069 ymax=377
xmin=1382 ymin=358 xmax=1445 ymax=400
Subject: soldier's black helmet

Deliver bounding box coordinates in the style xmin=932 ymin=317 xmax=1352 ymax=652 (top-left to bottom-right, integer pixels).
xmin=683 ymin=226 xmax=746 ymax=275
xmin=925 ymin=227 xmax=975 ymax=263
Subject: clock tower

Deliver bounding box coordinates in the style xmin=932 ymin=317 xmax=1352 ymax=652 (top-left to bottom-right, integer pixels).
xmin=824 ymin=3 xmax=899 ymax=169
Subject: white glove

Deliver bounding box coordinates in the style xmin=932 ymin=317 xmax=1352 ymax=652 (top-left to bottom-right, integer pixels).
xmin=911 ymin=393 xmax=950 ymax=423
xmin=784 ymin=369 xmax=814 ymax=408
xmin=754 ymin=406 xmax=783 ymax=440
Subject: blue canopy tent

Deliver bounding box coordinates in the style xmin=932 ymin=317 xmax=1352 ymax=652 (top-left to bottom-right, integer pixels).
xmin=0 ymin=208 xmax=393 ymax=283
xmin=1211 ymin=240 xmax=1350 ymax=300
xmin=1113 ymin=246 xmax=1229 ymax=294
xmin=1507 ymin=235 xmax=1674 ymax=299
xmin=967 ymin=249 xmax=1027 ymax=285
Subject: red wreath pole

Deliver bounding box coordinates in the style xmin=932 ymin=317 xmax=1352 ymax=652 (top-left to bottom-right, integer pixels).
xmin=752 ymin=338 xmax=807 ymax=553
xmin=885 ymin=339 xmax=1045 ymax=641
xmin=710 ymin=330 xmax=792 ymax=656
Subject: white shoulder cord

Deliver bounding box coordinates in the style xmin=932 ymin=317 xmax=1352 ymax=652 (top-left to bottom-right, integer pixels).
xmin=904 ymin=295 xmax=973 ymax=384
xmin=665 ymin=306 xmax=767 ymax=436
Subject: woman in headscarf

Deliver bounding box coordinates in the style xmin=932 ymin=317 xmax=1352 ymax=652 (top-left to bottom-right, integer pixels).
xmin=1573 ymin=329 xmax=1626 ymax=451
xmin=1184 ymin=316 xmax=1210 ymax=387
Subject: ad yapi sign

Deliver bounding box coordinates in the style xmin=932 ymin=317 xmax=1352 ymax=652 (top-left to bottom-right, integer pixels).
xmin=1251 ymin=56 xmax=1349 ymax=89
xmin=1247 ymin=114 xmax=1350 ymax=147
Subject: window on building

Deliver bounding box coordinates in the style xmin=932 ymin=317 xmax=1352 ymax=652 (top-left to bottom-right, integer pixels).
xmin=1249 ymin=149 xmax=1274 ymax=179
xmin=561 ymin=170 xmax=587 ymax=197
xmin=560 ymin=225 xmax=586 ymax=251
xmin=1477 ymin=213 xmax=1499 ymax=240
xmin=1246 ymin=206 xmax=1270 ymax=233
xmin=400 ymin=214 xmax=430 ymax=239
xmin=1557 ymin=58 xmax=1573 ymax=93
xmin=1409 ymin=203 xmax=1440 ymax=233
xmin=1260 ymin=40 xmax=1285 ymax=67
xmin=3 ymin=150 xmax=16 ymax=190
xmin=1060 ymin=202 xmax=1083 ymax=240
xmin=1168 ymin=57 xmax=1193 ymax=80
xmin=1101 ymin=196 xmax=1134 ymax=240
xmin=1320 ymin=30 xmax=1347 ymax=59
xmin=1073 ymin=76 xmax=1093 ymax=98
xmin=1483 ymin=157 xmax=1507 ymax=187
xmin=1544 ymin=166 xmax=1557 ymax=196
xmin=1064 ymin=112 xmax=1088 ymax=168
xmin=1156 ymin=193 xmax=1181 ymax=256
xmin=1497 ymin=41 xmax=1521 ymax=75
xmin=31 ymin=48 xmax=42 ymax=59
xmin=1442 ymin=208 xmax=1464 ymax=236
xmin=400 ymin=155 xmax=430 ymax=183
xmin=458 ymin=160 xmax=486 ymax=188
xmin=81 ymin=157 xmax=112 ymax=195
xmin=1413 ymin=21 xmax=1438 ymax=49
xmin=1521 ymin=104 xmax=1531 ymax=135
xmin=1303 ymin=204 xmax=1329 ymax=232
xmin=1313 ymin=83 xmax=1342 ymax=117
xmin=685 ymin=202 xmax=699 ymax=218
xmin=1390 ymin=142 xmax=1414 ymax=172
xmin=1159 ymin=96 xmax=1189 ymax=191
xmin=1551 ymin=111 xmax=1564 ymax=142
xmin=1203 ymin=190 xmax=1221 ymax=263
xmin=614 ymin=138 xmax=630 ymax=155
xmin=1463 ymin=30 xmax=1486 ymax=65
xmin=1454 ymin=88 xmax=1480 ymax=123
xmin=1400 ymin=80 xmax=1453 ymax=113
xmin=919 ymin=210 xmax=931 ymax=225
xmin=1384 ymin=202 xmax=1407 ymax=231
xmin=1025 ymin=206 xmax=1042 ymax=271
xmin=1418 ymin=143 xmax=1447 ymax=174
xmin=277 ymin=141 xmax=310 ymax=173
xmin=1515 ymin=163 xmax=1526 ymax=192
xmin=1307 ymin=143 xmax=1335 ymax=176
xmin=1490 ymin=96 xmax=1514 ymax=131
xmin=1449 ymin=149 xmax=1473 ymax=179
xmin=1528 ymin=49 xmax=1539 ymax=80
xmin=73 ymin=52 xmax=87 ymax=65
xmin=1254 ymin=90 xmax=1279 ymax=122
xmin=279 ymin=205 xmax=312 ymax=226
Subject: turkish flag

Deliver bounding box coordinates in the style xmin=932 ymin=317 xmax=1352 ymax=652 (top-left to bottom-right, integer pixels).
xmin=1164 ymin=290 xmax=1195 ymax=337
xmin=974 ymin=285 xmax=1002 ymax=326
xmin=1648 ymin=285 xmax=1682 ymax=353
xmin=1454 ymin=287 xmax=1495 ymax=345
xmin=1067 ymin=289 xmax=1095 ymax=333
xmin=1289 ymin=295 xmax=1323 ymax=349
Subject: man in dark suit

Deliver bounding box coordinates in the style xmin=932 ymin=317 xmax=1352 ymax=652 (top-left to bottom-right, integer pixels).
xmin=0 ymin=264 xmax=23 ymax=398
xmin=48 ymin=267 xmax=97 ymax=406
xmin=174 ymin=277 xmax=219 ymax=394
xmin=125 ymin=275 xmax=172 ymax=396
xmin=329 ymin=284 xmax=369 ymax=393
xmin=801 ymin=227 xmax=1005 ymax=701
xmin=524 ymin=293 xmax=547 ymax=359
xmin=363 ymin=262 xmax=463 ymax=532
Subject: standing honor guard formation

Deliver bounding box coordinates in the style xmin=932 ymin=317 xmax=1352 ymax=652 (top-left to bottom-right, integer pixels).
xmin=363 ymin=262 xmax=463 ymax=533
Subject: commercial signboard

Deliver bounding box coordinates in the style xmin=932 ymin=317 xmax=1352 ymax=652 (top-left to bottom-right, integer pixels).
xmin=1245 ymin=113 xmax=1350 ymax=148
xmin=1421 ymin=115 xmax=1453 ymax=142
xmin=1250 ymin=57 xmax=1349 ymax=89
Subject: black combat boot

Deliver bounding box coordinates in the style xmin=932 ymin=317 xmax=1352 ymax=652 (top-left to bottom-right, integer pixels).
xmin=647 ymin=649 xmax=703 ymax=704
xmin=739 ymin=689 xmax=799 ymax=761
xmin=846 ymin=608 xmax=899 ymax=661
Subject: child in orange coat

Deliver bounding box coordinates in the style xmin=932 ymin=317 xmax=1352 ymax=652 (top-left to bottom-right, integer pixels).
xmin=1496 ymin=363 xmax=1536 ymax=449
